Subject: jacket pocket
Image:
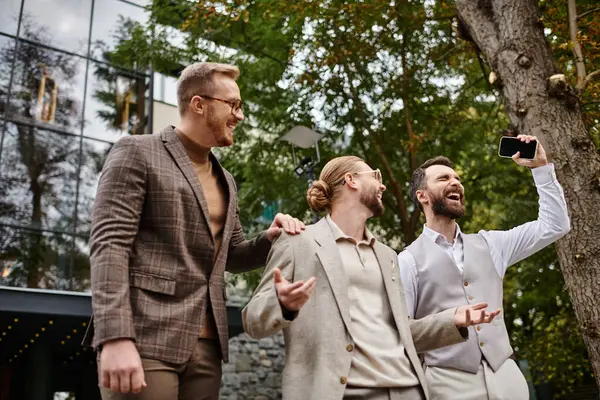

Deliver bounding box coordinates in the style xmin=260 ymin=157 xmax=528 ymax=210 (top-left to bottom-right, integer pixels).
xmin=130 ymin=271 xmax=176 ymax=295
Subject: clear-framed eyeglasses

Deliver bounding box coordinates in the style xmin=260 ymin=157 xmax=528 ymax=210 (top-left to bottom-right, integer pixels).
xmin=340 ymin=169 xmax=382 ymax=185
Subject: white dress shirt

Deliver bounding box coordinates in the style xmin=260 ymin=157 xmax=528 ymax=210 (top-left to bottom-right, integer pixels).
xmin=398 ymin=164 xmax=571 ymax=318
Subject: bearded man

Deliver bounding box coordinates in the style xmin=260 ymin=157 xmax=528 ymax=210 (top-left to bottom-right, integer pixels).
xmin=397 ymin=135 xmax=570 ymax=399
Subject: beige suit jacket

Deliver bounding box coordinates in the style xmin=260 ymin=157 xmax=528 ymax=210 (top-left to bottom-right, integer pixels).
xmin=84 ymin=126 xmax=271 ymax=364
xmin=242 ymin=218 xmax=467 ymax=400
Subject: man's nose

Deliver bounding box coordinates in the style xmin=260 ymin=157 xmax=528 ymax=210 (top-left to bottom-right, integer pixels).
xmin=235 ymin=109 xmax=244 ymax=121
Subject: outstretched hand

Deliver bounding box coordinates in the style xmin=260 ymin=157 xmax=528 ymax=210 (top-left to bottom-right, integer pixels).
xmin=454 ymin=302 xmax=501 ymax=328
xmin=266 ymin=213 xmax=306 ymax=241
xmin=274 ymin=268 xmax=316 ymax=312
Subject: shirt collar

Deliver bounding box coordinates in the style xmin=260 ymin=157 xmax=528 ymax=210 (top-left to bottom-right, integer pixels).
xmin=325 ymin=214 xmax=376 ymax=246
xmin=422 ymin=223 xmax=462 ymax=245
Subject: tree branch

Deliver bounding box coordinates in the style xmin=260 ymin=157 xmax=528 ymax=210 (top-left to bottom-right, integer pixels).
xmin=455 ymin=0 xmax=500 ymax=68
xmin=401 ymin=31 xmax=417 ymax=172
xmin=568 ymin=0 xmax=587 ymax=90
xmin=580 ymin=70 xmax=600 ymax=91
xmin=577 ymin=7 xmax=600 ymax=21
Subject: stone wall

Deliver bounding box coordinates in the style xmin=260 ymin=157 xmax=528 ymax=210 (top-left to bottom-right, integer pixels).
xmin=220 ymin=280 xmax=285 ymax=400
xmin=220 ymin=332 xmax=285 ymax=400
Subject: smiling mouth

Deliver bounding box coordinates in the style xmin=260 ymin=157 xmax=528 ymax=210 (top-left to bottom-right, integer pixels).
xmin=446 ymin=193 xmax=462 ymax=202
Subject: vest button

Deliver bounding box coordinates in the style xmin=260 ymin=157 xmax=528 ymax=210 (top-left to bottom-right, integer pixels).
xmin=476 ymin=326 xmax=481 ymax=331
xmin=468 ymin=296 xmax=474 ymax=300
xmin=391 ymin=276 xmax=396 ymax=281
xmin=464 ymin=282 xmax=469 ymax=287
xmin=480 ymin=341 xmax=485 ymax=347
xmin=346 ymin=344 xmax=354 ymax=352
xmin=340 ymin=376 xmax=348 ymax=384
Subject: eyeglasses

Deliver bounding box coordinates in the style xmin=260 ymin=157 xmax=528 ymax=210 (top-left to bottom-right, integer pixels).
xmin=199 ymin=95 xmax=243 ymax=115
xmin=340 ymin=169 xmax=382 ymax=185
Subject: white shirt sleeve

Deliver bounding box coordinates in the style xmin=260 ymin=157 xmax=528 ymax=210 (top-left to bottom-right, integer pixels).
xmin=479 ymin=163 xmax=571 ymax=278
xmin=397 ymin=250 xmax=419 ymax=319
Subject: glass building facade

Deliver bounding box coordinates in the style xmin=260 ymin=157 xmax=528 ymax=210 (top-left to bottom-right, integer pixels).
xmin=0 ymin=0 xmax=179 ymax=293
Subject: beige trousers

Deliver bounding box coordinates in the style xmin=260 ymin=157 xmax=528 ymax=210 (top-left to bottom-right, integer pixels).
xmin=425 ymin=359 xmax=529 ymax=400
xmin=344 ymin=385 xmax=426 ymax=400
xmin=99 ymin=339 xmax=222 ymax=400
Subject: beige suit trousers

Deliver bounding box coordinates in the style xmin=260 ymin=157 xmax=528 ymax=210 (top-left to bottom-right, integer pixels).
xmin=99 ymin=339 xmax=222 ymax=400
xmin=344 ymin=385 xmax=425 ymax=400
xmin=425 ymin=359 xmax=529 ymax=400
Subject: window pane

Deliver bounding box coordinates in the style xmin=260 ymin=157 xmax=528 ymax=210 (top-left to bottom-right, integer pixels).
xmin=90 ymin=0 xmax=147 ymax=63
xmin=76 ymin=138 xmax=113 ymax=235
xmin=0 ymin=226 xmax=74 ymax=290
xmin=0 ymin=123 xmax=79 ymax=232
xmin=72 ymin=236 xmax=91 ymax=292
xmin=0 ymin=36 xmax=16 ymax=118
xmin=84 ymin=61 xmax=149 ymax=142
xmin=6 ymin=41 xmax=86 ymax=134
xmin=0 ymin=0 xmax=22 ymax=37
xmin=20 ymin=0 xmax=92 ymax=55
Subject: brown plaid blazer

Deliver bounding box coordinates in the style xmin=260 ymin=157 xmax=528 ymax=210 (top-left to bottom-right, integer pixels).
xmin=83 ymin=125 xmax=271 ymax=364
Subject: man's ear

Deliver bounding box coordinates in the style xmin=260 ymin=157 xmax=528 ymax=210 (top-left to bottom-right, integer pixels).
xmin=345 ymin=173 xmax=358 ymax=189
xmin=416 ymin=189 xmax=428 ymax=207
xmin=190 ymin=95 xmax=204 ymax=115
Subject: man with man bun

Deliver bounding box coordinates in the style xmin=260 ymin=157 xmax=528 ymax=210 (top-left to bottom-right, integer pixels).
xmin=242 ymin=155 xmax=501 ymax=400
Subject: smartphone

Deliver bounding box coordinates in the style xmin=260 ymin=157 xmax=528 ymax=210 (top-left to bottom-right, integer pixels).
xmin=498 ymin=136 xmax=537 ymax=159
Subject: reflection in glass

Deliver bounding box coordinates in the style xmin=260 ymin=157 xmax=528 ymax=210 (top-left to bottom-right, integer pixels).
xmin=84 ymin=62 xmax=149 ymax=141
xmin=21 ymin=0 xmax=92 ymax=55
xmin=77 ymin=138 xmax=113 ymax=235
xmin=0 ymin=123 xmax=79 ymax=232
xmin=0 ymin=0 xmax=21 ymax=37
xmin=73 ymin=237 xmax=92 ymax=292
xmin=0 ymin=226 xmax=73 ymax=290
xmin=6 ymin=36 xmax=86 ymax=133
xmin=90 ymin=0 xmax=146 ymax=62
xmin=0 ymin=36 xmax=16 ymax=117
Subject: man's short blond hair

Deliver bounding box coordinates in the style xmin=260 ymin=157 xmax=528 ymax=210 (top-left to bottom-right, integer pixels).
xmin=177 ymin=62 xmax=240 ymax=115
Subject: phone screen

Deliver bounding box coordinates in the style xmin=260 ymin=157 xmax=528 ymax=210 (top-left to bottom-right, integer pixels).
xmin=498 ymin=137 xmax=537 ymax=159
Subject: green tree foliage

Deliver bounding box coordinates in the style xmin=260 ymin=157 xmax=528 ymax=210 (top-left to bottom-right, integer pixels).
xmin=108 ymin=0 xmax=600 ymax=395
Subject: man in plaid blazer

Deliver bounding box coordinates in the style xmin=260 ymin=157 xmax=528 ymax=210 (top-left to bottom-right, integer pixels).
xmin=85 ymin=62 xmax=304 ymax=400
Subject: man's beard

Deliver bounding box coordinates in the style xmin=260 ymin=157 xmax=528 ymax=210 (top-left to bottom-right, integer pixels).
xmin=431 ymin=191 xmax=464 ymax=219
xmin=361 ymin=187 xmax=384 ymax=217
xmin=206 ymin=109 xmax=233 ymax=147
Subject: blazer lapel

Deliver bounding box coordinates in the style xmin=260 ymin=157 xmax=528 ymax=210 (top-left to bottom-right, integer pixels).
xmin=161 ymin=127 xmax=213 ymax=238
xmin=313 ymin=220 xmax=354 ymax=337
xmin=372 ymin=241 xmax=410 ymax=334
xmin=372 ymin=241 xmax=426 ymax=381
xmin=213 ymin=162 xmax=236 ymax=262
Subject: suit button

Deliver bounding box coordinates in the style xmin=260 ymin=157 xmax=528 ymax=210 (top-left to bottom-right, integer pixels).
xmin=468 ymin=296 xmax=474 ymax=300
xmin=464 ymin=282 xmax=469 ymax=287
xmin=346 ymin=344 xmax=354 ymax=352
xmin=476 ymin=326 xmax=481 ymax=331
xmin=480 ymin=341 xmax=484 ymax=347
xmin=340 ymin=376 xmax=348 ymax=384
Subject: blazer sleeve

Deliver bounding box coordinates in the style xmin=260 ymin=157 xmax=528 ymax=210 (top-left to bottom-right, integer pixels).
xmin=225 ymin=205 xmax=272 ymax=273
xmin=89 ymin=137 xmax=146 ymax=347
xmin=242 ymin=232 xmax=296 ymax=339
xmin=409 ymin=308 xmax=468 ymax=353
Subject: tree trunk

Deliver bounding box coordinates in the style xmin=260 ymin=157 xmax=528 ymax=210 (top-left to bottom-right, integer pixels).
xmin=456 ymin=0 xmax=600 ymax=388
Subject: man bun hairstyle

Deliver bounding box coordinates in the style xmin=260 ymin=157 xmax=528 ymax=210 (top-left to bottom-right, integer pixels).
xmin=306 ymin=156 xmax=364 ymax=213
